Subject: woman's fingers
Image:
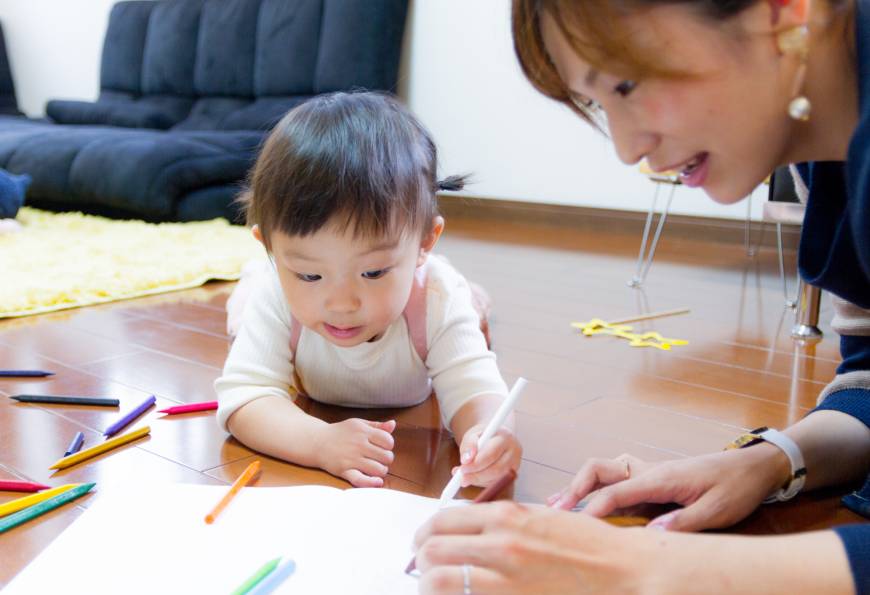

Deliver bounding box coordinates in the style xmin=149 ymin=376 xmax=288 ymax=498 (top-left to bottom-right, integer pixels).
xmin=416 ymin=534 xmax=509 ymax=570
xmin=552 ymin=457 xmax=635 ymax=510
xmin=581 ymin=470 xmax=685 ymax=518
xmin=419 ymin=562 xmax=505 ymax=595
xmin=415 ymin=501 xmax=527 ymax=549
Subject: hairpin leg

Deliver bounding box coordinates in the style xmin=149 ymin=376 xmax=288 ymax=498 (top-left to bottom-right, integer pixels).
xmin=791 ymin=279 xmax=822 ymax=341
xmin=776 ymin=222 xmax=798 ymax=308
xmin=629 ymin=183 xmax=675 ymax=288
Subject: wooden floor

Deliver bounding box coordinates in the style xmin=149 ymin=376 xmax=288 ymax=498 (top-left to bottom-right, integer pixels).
xmin=0 ymin=213 xmax=864 ymax=586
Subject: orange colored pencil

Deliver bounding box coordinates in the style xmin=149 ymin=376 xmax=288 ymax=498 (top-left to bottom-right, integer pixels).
xmin=204 ymin=460 xmax=261 ymax=524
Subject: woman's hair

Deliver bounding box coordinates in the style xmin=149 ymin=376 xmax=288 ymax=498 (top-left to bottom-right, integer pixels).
xmin=512 ymin=0 xmax=758 ymax=122
xmin=512 ymin=0 xmax=850 ymax=126
xmin=242 ymin=91 xmax=465 ymax=250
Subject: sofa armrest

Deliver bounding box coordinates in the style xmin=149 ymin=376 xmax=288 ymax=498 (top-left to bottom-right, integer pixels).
xmin=46 ymin=99 xmax=179 ymax=129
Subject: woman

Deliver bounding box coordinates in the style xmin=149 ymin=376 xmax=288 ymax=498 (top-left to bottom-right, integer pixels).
xmin=413 ymin=0 xmax=870 ymax=592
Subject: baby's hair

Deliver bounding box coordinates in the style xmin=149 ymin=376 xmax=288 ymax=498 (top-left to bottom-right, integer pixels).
xmin=240 ymin=91 xmax=467 ymax=251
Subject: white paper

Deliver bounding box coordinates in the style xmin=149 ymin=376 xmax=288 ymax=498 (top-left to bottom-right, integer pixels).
xmin=5 ymin=484 xmax=461 ymax=595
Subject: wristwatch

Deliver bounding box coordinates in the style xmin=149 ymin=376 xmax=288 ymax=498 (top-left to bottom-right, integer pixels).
xmin=725 ymin=426 xmax=807 ymax=503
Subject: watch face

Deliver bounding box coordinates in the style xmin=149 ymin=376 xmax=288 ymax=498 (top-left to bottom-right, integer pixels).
xmin=725 ymin=433 xmax=763 ymax=450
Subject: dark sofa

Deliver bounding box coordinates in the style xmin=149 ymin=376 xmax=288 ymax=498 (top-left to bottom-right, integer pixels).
xmin=0 ymin=0 xmax=408 ymax=221
xmin=0 ymin=20 xmax=20 ymax=116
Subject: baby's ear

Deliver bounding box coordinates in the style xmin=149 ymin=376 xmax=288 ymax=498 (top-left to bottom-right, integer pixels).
xmin=252 ymin=224 xmax=264 ymax=245
xmin=417 ymin=216 xmax=444 ymax=266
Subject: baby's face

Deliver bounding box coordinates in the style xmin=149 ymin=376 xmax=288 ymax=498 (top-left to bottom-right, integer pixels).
xmin=267 ymin=221 xmax=428 ymax=347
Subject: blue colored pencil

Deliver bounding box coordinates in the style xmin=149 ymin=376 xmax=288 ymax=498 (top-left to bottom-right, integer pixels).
xmin=64 ymin=431 xmax=85 ymax=457
xmin=246 ymin=558 xmax=297 ymax=595
xmin=103 ymin=395 xmax=156 ymax=437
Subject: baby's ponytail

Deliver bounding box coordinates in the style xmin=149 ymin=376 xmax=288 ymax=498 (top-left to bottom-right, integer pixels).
xmin=436 ymin=174 xmax=470 ymax=192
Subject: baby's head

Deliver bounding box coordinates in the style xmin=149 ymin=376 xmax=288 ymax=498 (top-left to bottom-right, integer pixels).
xmin=242 ymin=91 xmax=463 ymax=346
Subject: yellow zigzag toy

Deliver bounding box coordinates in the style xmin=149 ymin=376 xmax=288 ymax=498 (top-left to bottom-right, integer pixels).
xmin=571 ymin=309 xmax=690 ymax=351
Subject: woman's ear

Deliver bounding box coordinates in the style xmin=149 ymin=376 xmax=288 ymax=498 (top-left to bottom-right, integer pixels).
xmin=770 ymin=0 xmax=809 ymax=29
xmin=417 ymin=216 xmax=444 ymax=266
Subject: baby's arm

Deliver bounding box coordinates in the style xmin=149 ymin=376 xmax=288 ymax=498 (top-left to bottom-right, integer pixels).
xmin=227 ymin=396 xmax=396 ymax=488
xmin=216 ymin=269 xmax=394 ymax=487
xmin=426 ymin=266 xmax=522 ymax=487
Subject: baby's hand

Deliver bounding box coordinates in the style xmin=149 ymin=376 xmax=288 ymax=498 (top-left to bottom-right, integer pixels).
xmin=455 ymin=424 xmax=522 ymax=488
xmin=316 ymin=418 xmax=396 ymax=488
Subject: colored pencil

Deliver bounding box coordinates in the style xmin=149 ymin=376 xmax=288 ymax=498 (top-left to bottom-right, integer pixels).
xmin=0 ymin=483 xmax=95 ymax=534
xmin=439 ymin=378 xmax=527 ymax=506
xmin=0 ymin=370 xmax=54 ymax=377
xmin=246 ymin=557 xmax=297 ymax=595
xmin=231 ymin=557 xmax=282 ymax=595
xmin=49 ymin=426 xmax=151 ymax=470
xmin=158 ymin=400 xmax=218 ymax=415
xmin=103 ymin=395 xmax=156 ymax=437
xmin=0 ymin=480 xmax=51 ymax=493
xmin=64 ymin=431 xmax=85 ymax=457
xmin=11 ymin=395 xmax=119 ymax=407
xmin=205 ymin=460 xmax=261 ymax=524
xmin=0 ymin=484 xmax=79 ymax=517
xmin=406 ymin=469 xmax=518 ymax=574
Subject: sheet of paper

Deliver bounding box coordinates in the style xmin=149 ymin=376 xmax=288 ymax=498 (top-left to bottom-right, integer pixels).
xmin=5 ymin=483 xmax=458 ymax=594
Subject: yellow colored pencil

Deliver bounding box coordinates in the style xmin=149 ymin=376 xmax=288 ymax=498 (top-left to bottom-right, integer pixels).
xmin=49 ymin=425 xmax=151 ymax=470
xmin=0 ymin=484 xmax=79 ymax=517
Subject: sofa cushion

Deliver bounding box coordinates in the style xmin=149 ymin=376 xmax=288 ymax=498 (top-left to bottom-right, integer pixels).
xmin=194 ymin=0 xmax=260 ymax=98
xmin=314 ymin=0 xmax=408 ymax=94
xmin=254 ymin=0 xmax=322 ymax=96
xmin=141 ymin=0 xmax=202 ymax=96
xmin=100 ymin=1 xmax=156 ymax=94
xmin=219 ymin=96 xmax=313 ymax=131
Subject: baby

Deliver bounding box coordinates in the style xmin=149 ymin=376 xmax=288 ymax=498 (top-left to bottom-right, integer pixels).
xmin=216 ymin=92 xmax=521 ymax=488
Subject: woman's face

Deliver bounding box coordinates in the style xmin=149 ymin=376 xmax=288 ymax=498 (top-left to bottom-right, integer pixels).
xmin=541 ymin=3 xmax=800 ymax=203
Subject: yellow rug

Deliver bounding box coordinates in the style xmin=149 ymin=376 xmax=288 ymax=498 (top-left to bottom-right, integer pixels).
xmin=0 ymin=208 xmax=265 ymax=318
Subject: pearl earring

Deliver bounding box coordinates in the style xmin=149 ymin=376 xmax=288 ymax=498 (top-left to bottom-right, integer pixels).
xmin=777 ymin=24 xmax=811 ymax=121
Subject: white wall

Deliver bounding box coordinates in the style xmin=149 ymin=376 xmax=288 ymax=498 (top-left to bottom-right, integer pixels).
xmin=0 ymin=0 xmax=764 ymax=220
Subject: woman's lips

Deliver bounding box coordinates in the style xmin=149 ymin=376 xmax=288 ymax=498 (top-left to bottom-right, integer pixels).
xmin=678 ymin=152 xmax=709 ymax=188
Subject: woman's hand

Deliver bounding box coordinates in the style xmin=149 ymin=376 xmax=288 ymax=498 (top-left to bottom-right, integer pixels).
xmin=548 ymin=446 xmax=791 ymax=531
xmin=314 ymin=418 xmax=396 ymax=487
xmin=456 ymin=425 xmax=523 ymax=487
xmin=413 ymin=499 xmax=855 ymax=595
xmin=413 ymin=502 xmax=654 ymax=594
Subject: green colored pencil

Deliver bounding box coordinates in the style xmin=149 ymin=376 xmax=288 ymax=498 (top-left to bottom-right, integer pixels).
xmin=0 ymin=483 xmax=96 ymax=534
xmin=231 ymin=557 xmax=281 ymax=595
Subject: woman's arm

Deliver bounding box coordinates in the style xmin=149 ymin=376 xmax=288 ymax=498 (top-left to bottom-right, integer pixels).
xmin=546 ymin=407 xmax=870 ymax=532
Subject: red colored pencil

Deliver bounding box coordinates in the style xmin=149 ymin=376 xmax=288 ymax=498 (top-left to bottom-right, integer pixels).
xmin=0 ymin=480 xmax=52 ymax=493
xmin=158 ymin=401 xmax=218 ymax=415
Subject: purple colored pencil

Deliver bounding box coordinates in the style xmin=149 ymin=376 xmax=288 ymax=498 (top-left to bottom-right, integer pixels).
xmin=103 ymin=395 xmax=156 ymax=437
xmin=64 ymin=431 xmax=85 ymax=457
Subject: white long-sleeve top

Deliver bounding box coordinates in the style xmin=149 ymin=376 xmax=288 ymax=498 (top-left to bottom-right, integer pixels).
xmin=215 ymin=256 xmax=508 ymax=431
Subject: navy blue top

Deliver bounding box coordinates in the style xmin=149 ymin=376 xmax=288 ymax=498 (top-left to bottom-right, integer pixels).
xmin=798 ymin=1 xmax=870 ymax=591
